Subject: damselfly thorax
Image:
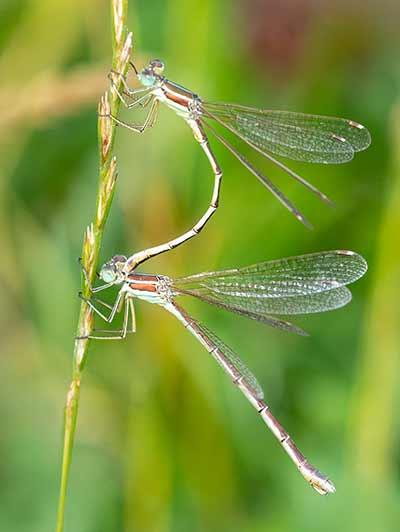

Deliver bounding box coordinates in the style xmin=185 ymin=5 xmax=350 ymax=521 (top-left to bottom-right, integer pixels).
xmin=153 ymin=79 xmax=202 ymax=120
xmin=124 ymin=272 xmax=172 ymax=305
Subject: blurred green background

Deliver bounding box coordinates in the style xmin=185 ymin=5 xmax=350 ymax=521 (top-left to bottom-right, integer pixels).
xmin=1 ymin=0 xmax=400 ymax=531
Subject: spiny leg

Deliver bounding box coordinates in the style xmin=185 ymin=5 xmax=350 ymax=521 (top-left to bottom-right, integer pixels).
xmin=78 ymin=256 xmax=94 ymax=290
xmin=129 ymin=297 xmax=136 ymax=333
xmin=109 ymin=62 xmax=143 ymax=97
xmin=78 ymin=290 xmax=124 ymax=323
xmin=123 ymin=92 xmax=153 ymax=110
xmin=87 ymin=295 xmax=115 ymax=312
xmin=108 ymin=68 xmax=153 ymax=108
xmin=109 ymin=81 xmax=153 ymax=110
xmin=80 ymin=295 xmax=133 ymax=340
xmin=102 ymin=99 xmax=159 ymax=134
xmin=123 ymin=120 xmax=223 ymax=271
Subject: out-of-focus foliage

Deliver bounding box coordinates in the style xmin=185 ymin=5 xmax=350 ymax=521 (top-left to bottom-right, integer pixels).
xmin=0 ymin=1 xmax=399 ymax=531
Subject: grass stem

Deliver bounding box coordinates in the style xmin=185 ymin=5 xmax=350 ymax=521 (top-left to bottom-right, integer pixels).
xmin=55 ymin=2 xmax=131 ymax=530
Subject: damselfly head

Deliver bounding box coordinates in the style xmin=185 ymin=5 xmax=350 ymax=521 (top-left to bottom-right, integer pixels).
xmin=149 ymin=59 xmax=164 ymax=74
xmin=99 ymin=255 xmax=127 ymax=283
xmin=138 ymin=59 xmax=165 ymax=86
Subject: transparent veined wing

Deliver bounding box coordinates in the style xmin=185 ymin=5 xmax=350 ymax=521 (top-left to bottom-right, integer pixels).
xmin=203 ymin=102 xmax=371 ymax=164
xmin=177 ymin=286 xmax=352 ymax=316
xmin=186 ymin=293 xmax=309 ymax=335
xmin=174 ymin=251 xmax=368 ymax=299
xmin=195 ymin=321 xmax=264 ymax=400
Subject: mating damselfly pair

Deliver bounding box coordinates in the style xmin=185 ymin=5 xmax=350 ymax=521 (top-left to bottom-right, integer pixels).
xmin=82 ymin=58 xmax=370 ymax=494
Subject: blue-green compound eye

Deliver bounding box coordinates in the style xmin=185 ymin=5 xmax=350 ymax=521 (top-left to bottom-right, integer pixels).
xmin=138 ymin=73 xmax=156 ymax=87
xmin=100 ymin=267 xmax=116 ymax=283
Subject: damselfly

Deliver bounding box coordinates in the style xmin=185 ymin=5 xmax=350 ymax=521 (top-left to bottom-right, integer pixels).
xmin=105 ymin=60 xmax=370 ymax=270
xmin=79 ymin=250 xmax=367 ymax=494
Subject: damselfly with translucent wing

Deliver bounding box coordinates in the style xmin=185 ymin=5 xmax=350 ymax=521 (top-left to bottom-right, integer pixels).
xmin=79 ymin=250 xmax=367 ymax=494
xmin=105 ymin=60 xmax=371 ymax=270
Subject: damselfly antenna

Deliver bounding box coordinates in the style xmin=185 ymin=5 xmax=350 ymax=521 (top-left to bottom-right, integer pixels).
xmin=129 ymin=61 xmax=138 ymax=75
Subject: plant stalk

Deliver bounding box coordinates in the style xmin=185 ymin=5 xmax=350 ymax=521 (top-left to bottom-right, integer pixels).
xmin=56 ymin=2 xmax=131 ymax=530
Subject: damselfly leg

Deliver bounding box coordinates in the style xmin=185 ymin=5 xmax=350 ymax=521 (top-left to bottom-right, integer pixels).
xmin=108 ymin=79 xmax=154 ymax=109
xmin=108 ymin=63 xmax=153 ymax=108
xmin=104 ymin=99 xmax=159 ymax=134
xmin=77 ymin=292 xmax=136 ymax=340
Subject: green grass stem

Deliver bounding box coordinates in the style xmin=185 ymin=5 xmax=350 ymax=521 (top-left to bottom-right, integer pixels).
xmin=55 ymin=2 xmax=131 ymax=530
